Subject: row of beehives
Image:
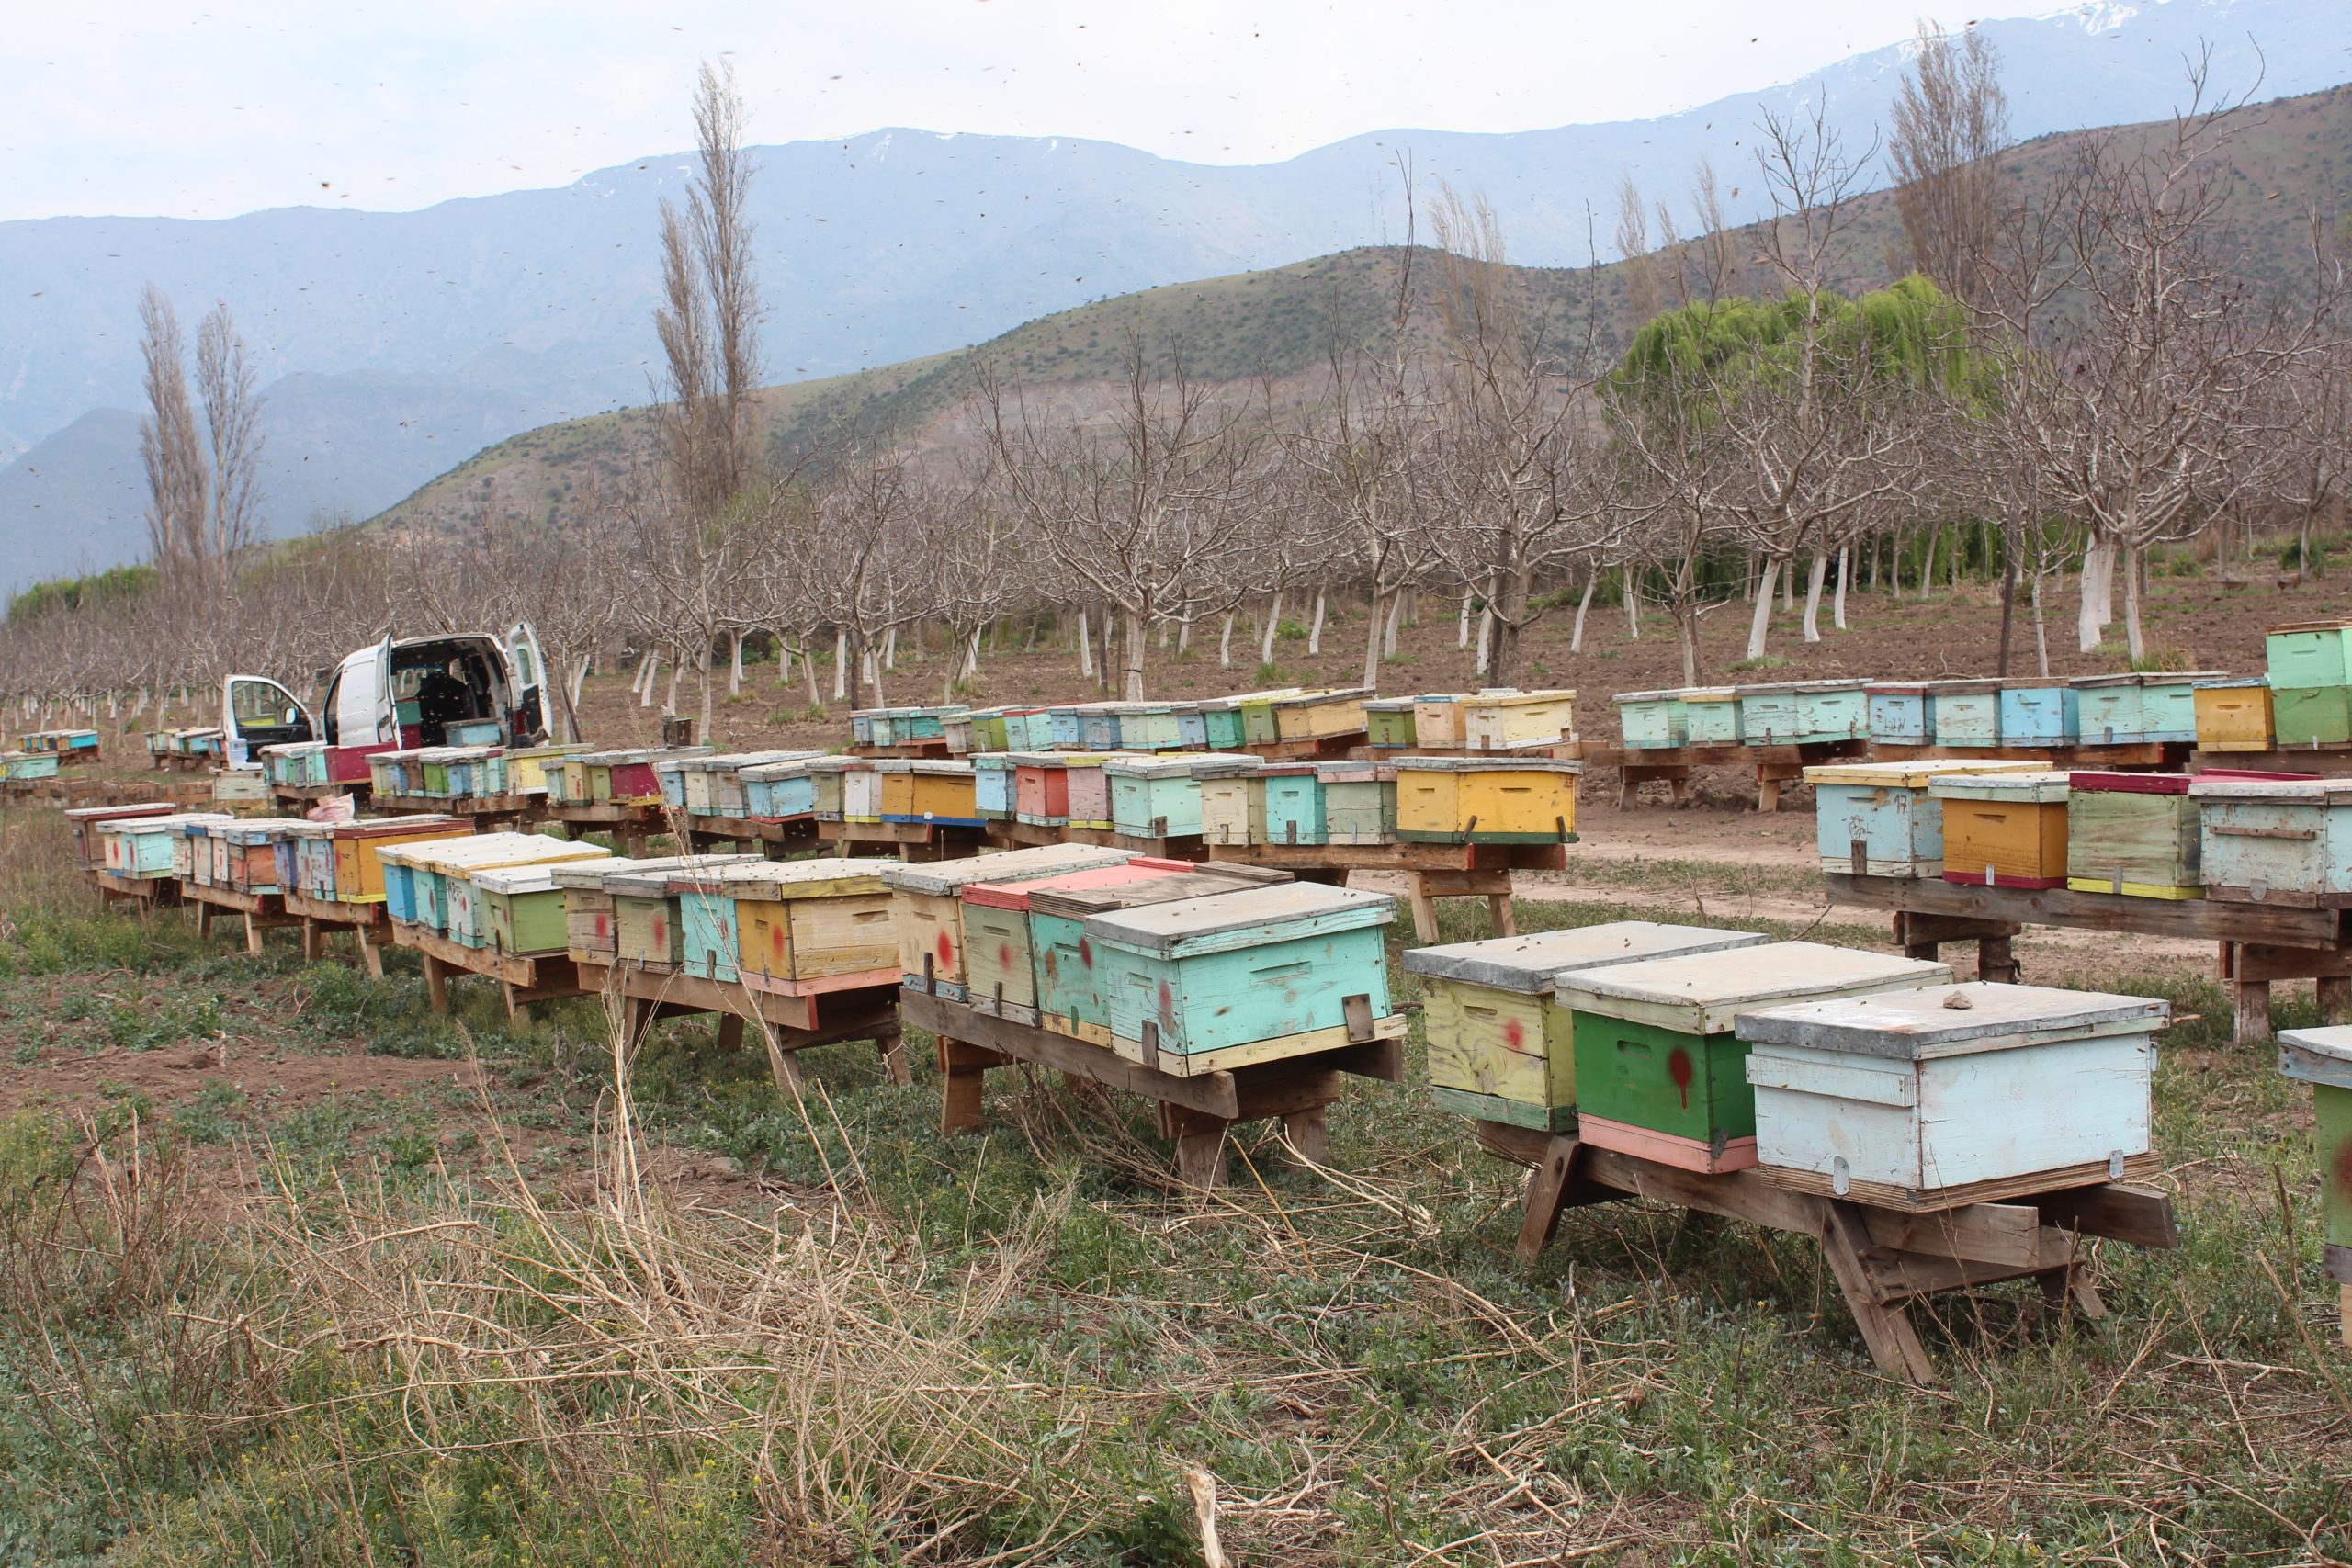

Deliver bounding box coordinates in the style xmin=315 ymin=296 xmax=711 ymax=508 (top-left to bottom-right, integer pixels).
xmin=867 ymin=685 xmax=1577 ymax=756
xmin=16 ymin=728 xmax=97 ymax=757
xmin=1410 ymin=919 xmax=2167 ymax=1196
xmin=2220 ymin=619 xmax=2352 ymax=749
xmin=1 ymin=750 xmax=61 ymax=783
xmin=88 ymin=805 xmax=476 ymax=901
xmin=146 ymin=728 xmax=226 ymax=760
xmin=1612 ymin=673 xmax=2240 ymax=751
xmin=1807 ymin=757 xmax=2352 ymax=904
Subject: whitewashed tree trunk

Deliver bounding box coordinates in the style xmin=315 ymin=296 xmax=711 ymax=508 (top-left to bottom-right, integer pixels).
xmin=833 ymin=629 xmax=849 ymax=701
xmin=1077 ymin=611 xmax=1094 ymax=677
xmin=1746 ymin=558 xmax=1781 ymax=661
xmin=1832 ymin=548 xmax=1849 ymax=630
xmin=1383 ymin=591 xmax=1405 ymax=657
xmin=1624 ymin=567 xmax=1640 ymax=638
xmin=1474 ymin=605 xmax=1494 ymax=677
xmin=1259 ymin=592 xmax=1283 ymax=666
xmin=1917 ymin=529 xmax=1937 ymax=601
xmin=1123 ymin=608 xmax=1147 ymax=700
xmin=773 ymin=629 xmax=793 ymax=686
xmin=1177 ymin=614 xmax=1193 ymax=655
xmin=1570 ymin=572 xmax=1596 ymax=652
xmin=881 ymin=626 xmax=897 ymax=672
xmin=1458 ymin=592 xmax=1473 ymax=649
xmin=728 ymin=630 xmax=744 ymax=694
xmin=1361 ymin=591 xmax=1387 ymax=691
xmin=639 ymin=655 xmax=661 ymax=707
xmin=2031 ymin=571 xmax=2051 ymax=675
xmin=1801 ymin=552 xmax=1827 ymax=643
xmin=1781 ymin=557 xmax=1796 ymax=611
xmin=664 ymin=657 xmax=683 ymax=716
xmin=1306 ymin=591 xmax=1326 ymax=655
xmin=1219 ymin=612 xmax=1235 ymax=668
xmin=2121 ymin=541 xmax=2148 ymax=661
xmin=2076 ymin=536 xmax=2114 ymax=652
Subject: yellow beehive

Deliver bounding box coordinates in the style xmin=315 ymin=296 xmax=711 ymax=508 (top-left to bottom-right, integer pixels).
xmin=1461 ymin=689 xmax=1576 ymax=750
xmin=1272 ymin=687 xmax=1373 ymax=741
xmin=876 ymin=760 xmax=981 ymax=822
xmin=2193 ymin=679 xmax=2273 ymax=751
xmin=1930 ymin=772 xmax=2071 ymax=889
xmin=1396 ymin=757 xmax=1580 ymax=844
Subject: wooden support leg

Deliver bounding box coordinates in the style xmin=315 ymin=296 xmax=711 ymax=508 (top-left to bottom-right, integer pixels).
xmin=357 ymin=926 xmax=385 ymax=978
xmin=1170 ymin=1113 xmax=1231 ymax=1190
xmin=1758 ymin=773 xmax=1782 ymax=814
xmin=1515 ymin=1134 xmax=1581 ymax=1267
xmin=877 ymin=1028 xmax=912 ymax=1087
xmin=938 ymin=1037 xmax=996 ymax=1134
xmin=2037 ymin=1266 xmax=2108 ymax=1322
xmin=714 ymin=1013 xmax=745 ymax=1053
xmin=1281 ymin=1108 xmax=1329 ymax=1166
xmin=1669 ymin=776 xmax=1692 ymax=807
xmin=2234 ymin=978 xmax=2272 ymax=1046
xmin=299 ymin=919 xmax=320 ymax=963
xmin=2341 ymin=1282 xmax=2351 ymax=1349
xmin=766 ymin=1040 xmax=806 ymax=1093
xmin=502 ymin=983 xmax=531 ymax=1025
xmin=1977 ymin=934 xmax=2018 ymax=985
xmin=243 ymin=911 xmax=265 ymax=956
xmin=1408 ymin=876 xmax=1440 ymax=944
xmin=1819 ymin=1201 xmax=1937 ymax=1384
xmin=2321 ymin=976 xmax=2352 ymax=1026
xmin=1487 ymin=892 xmax=1518 ymax=939
xmin=422 ymin=953 xmax=449 ymax=1015
xmin=191 ymin=900 xmax=212 ymax=938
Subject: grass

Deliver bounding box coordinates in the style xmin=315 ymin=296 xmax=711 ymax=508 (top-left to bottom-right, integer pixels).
xmin=0 ymin=807 xmax=2346 ymax=1562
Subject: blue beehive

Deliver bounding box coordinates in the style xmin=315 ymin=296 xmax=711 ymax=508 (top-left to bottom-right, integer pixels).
xmin=1259 ymin=763 xmax=1329 ymax=846
xmin=2072 ymin=675 xmax=2144 ymax=745
xmin=2139 ymin=672 xmax=2227 ymax=744
xmin=1865 ymin=683 xmax=1930 ymax=746
xmin=1613 ymin=689 xmax=1691 ymax=750
xmin=974 ymin=754 xmax=1017 ymax=820
xmin=2000 ymin=681 xmax=2079 ymax=745
xmin=1925 ymin=680 xmax=2004 ymax=747
xmin=1738 ymin=681 xmax=1868 ymax=745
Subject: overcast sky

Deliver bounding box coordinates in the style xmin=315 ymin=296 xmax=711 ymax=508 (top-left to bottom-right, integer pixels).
xmin=7 ymin=1 xmax=2070 ymax=224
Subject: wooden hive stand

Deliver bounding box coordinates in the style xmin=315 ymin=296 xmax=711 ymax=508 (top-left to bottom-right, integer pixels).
xmin=680 ymin=811 xmax=818 ymax=855
xmin=904 ymin=988 xmax=1400 ymax=1188
xmin=1480 ymin=1121 xmax=2177 ymax=1384
xmin=574 ymin=958 xmax=906 ymax=1093
xmin=538 ymin=801 xmax=663 ymax=858
xmin=1577 ymin=739 xmax=1869 ymax=813
xmin=817 ymin=817 xmax=990 ymax=863
xmin=392 ymin=920 xmax=587 ymax=1021
xmin=279 ymin=891 xmax=389 ymax=976
xmin=1207 ymin=839 xmax=1565 ymax=942
xmin=183 ymin=880 xmax=298 ymax=955
xmin=91 ymin=869 xmax=180 ymax=916
xmin=1825 ymin=871 xmax=2352 ymax=1044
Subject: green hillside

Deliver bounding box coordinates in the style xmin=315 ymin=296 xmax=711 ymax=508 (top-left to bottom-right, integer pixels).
xmin=378 ymin=82 xmax=2352 ymax=534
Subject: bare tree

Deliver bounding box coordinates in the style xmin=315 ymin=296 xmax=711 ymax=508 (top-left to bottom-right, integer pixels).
xmin=654 ymin=60 xmax=762 ymax=517
xmin=1887 ymin=22 xmax=2009 ymax=308
xmin=195 ymin=302 xmax=266 ymax=561
xmin=137 ymin=286 xmax=208 ymax=574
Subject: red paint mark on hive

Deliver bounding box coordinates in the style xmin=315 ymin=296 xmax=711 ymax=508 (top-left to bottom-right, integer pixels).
xmin=1503 ymin=1019 xmax=1525 ymax=1051
xmin=770 ymin=924 xmax=785 ymax=956
xmin=1667 ymin=1047 xmax=1693 ymax=1110
xmin=935 ymin=931 xmax=954 ymax=965
xmin=2334 ymin=1137 xmax=2352 ymax=1195
xmin=1158 ymin=979 xmax=1177 ymax=1026
xmin=1079 ymin=937 xmax=1092 ymax=967
xmin=652 ymin=918 xmax=667 ymax=945
xmin=998 ymin=942 xmax=1012 ymax=967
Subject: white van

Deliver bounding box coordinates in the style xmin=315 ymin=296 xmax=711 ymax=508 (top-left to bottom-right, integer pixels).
xmin=219 ymin=625 xmax=548 ymax=766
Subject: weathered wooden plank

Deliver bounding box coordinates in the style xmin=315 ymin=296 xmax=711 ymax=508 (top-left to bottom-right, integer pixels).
xmin=1824 ymin=871 xmax=2344 ymax=945
xmin=899 ymin=988 xmax=1243 ymax=1120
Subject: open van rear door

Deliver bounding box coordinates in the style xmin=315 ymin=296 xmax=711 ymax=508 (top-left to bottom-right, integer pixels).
xmin=220 ymin=674 xmax=315 ymax=767
xmin=505 ymin=622 xmax=548 ymax=743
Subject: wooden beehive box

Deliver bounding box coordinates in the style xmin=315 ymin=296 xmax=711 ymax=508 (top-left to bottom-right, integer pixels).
xmin=2071 ymin=675 xmax=2147 ymax=746
xmin=1170 ymin=703 xmax=1209 ymax=750
xmin=108 ymin=814 xmax=229 ymax=879
xmin=331 ymin=817 xmax=473 ymax=904
xmin=1922 ymin=679 xmax=2003 ymax=747
xmin=849 ymin=709 xmax=878 ymax=747
xmin=2194 ymin=678 xmax=2274 ymax=751
xmin=1612 ymin=689 xmax=1691 ymax=750
xmin=881 ymin=844 xmax=1135 ymax=998
xmin=1737 ymin=982 xmax=2165 ymax=1200
xmin=652 ymin=754 xmax=697 ymax=809
xmin=503 ymin=742 xmax=588 ymax=795
xmin=1084 ymin=882 xmax=1403 ymax=1074
xmin=2137 ymin=672 xmax=2226 ymax=743
xmin=1998 ymin=681 xmax=2079 ymax=746
xmin=1114 ymin=704 xmax=1174 ymax=751
xmin=261 ymin=741 xmax=325 ymax=787
xmin=999 ymin=708 xmax=1045 ymax=751
xmin=1558 ymin=942 xmax=1950 ymax=1173
xmin=1010 ymin=753 xmax=1073 ymax=826
xmin=1064 ymin=755 xmax=1115 ymax=829
xmin=2276 ymin=1026 xmax=2352 ymax=1296
xmin=2272 ymin=685 xmax=2351 ymax=748
xmin=1395 ymin=756 xmax=1579 ymax=844
xmin=408 ymin=834 xmax=609 ymax=937
xmin=1931 ymin=772 xmax=2072 ymax=888
xmin=842 ymin=761 xmax=886 ymax=824
xmin=1461 ymin=688 xmax=1575 ymax=750
xmin=799 ymin=757 xmax=859 ymax=820
xmin=1411 ymin=693 xmax=1470 ymax=748
xmin=961 ymin=857 xmax=1202 ymax=1022
xmin=370 ymin=748 xmax=425 ymax=797
xmin=1406 ymin=921 xmax=1770 ymax=1132
xmin=2065 ymin=773 xmax=2201 ymax=899
xmin=472 ymin=864 xmax=572 ymax=956
xmin=1102 ymin=754 xmax=1251 ymax=840
xmin=2189 ymin=776 xmax=2352 ymax=906
xmin=973 ymin=708 xmax=1014 ymax=753
xmin=66 ymin=803 xmax=175 ymax=873
xmin=707 ymin=751 xmax=815 ymax=817
xmin=604 ymin=865 xmax=693 ymax=967
xmin=551 ymin=855 xmax=749 ymax=964
xmin=2265 ymin=621 xmax=2352 ymax=689
xmin=1078 ymin=705 xmax=1126 ymax=752
xmin=1805 ymin=759 xmax=2047 ymax=878
xmin=1238 ymin=691 xmax=1291 ymax=747
xmin=281 ymin=821 xmax=334 ymax=899
xmin=1195 ymin=757 xmax=1265 ymax=846
xmin=876 ymin=759 xmax=982 ymax=825
xmin=942 ymin=710 xmax=978 ymax=755
xmin=1 ymin=751 xmax=60 ymax=782
xmin=1865 ymin=683 xmax=1932 ymax=747
xmin=1320 ymin=761 xmax=1397 ymax=845
xmin=1739 ymin=680 xmax=1869 ymax=745
xmin=1260 ymin=762 xmax=1328 ymax=846
xmin=448 ymin=844 xmax=611 ymax=947
xmin=1275 ymin=687 xmax=1374 ymax=743
xmin=219 ymin=819 xmax=309 ymax=893
xmin=1363 ymin=698 xmax=1418 ymax=749
xmin=1681 ymin=688 xmax=1743 ymax=746
xmin=972 ymin=754 xmax=1017 ymax=820
xmin=1029 ymin=865 xmax=1293 ymax=1043
xmin=1045 ymin=705 xmax=1086 ymax=750
xmin=670 ymin=858 xmax=896 ymax=987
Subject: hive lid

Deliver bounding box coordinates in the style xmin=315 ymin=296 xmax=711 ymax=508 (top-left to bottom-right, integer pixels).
xmin=1611 ymin=687 xmax=1709 ymax=704
xmin=1193 ymin=688 xmax=1305 ymax=713
xmin=2267 ymin=620 xmax=2352 ymax=635
xmin=401 ymin=834 xmax=613 ymax=874
xmin=1363 ymin=696 xmax=1419 ymax=712
xmin=260 ymin=740 xmax=328 ymax=756
xmin=2278 ymin=1025 xmax=2352 ymax=1088
xmin=962 ymin=857 xmax=1200 ymax=911
xmin=64 ymin=802 xmax=175 ymax=823
xmin=2000 ymin=678 xmax=2070 ymax=690
xmin=673 ymin=857 xmax=897 ymax=898
xmin=1314 ymin=761 xmax=1396 ymax=783
xmin=119 ymin=813 xmax=235 ymax=835
xmin=1188 ymin=756 xmax=1267 ymax=779
xmin=1082 ymin=881 xmax=1396 ymax=957
xmin=877 ymin=843 xmax=1133 ymax=896
xmin=547 ymin=853 xmax=757 ymax=891
xmin=1805 ymin=758 xmax=2046 ymax=789
xmin=1101 ymin=752 xmax=1260 ymax=779
xmin=2070 ymin=673 xmax=2146 ymax=690
xmin=1027 ymin=863 xmax=1291 ymax=919
xmin=219 ymin=818 xmax=316 ymax=841
xmin=870 ymin=757 xmax=977 ymax=775
xmin=1272 ymin=686 xmax=1374 ymax=710
xmin=469 ymin=864 xmax=567 ymax=897
xmin=1928 ymin=771 xmax=2072 ymax=802
xmin=2197 ymin=676 xmax=2270 ymax=691
xmin=2135 ymin=670 xmax=2229 ymax=686
xmin=1681 ymin=687 xmax=1741 ymax=703
xmin=1402 ymin=921 xmax=1770 ymax=992
xmin=738 ymin=755 xmax=837 ymax=782
xmin=2187 ymin=774 xmax=2352 ymax=802
xmin=1736 ymin=981 xmax=2165 ymax=1059
xmin=1554 ymin=942 xmax=1951 ymax=1033
xmin=1463 ymin=687 xmax=1575 ymax=706
xmin=1741 ymin=679 xmax=1870 ymax=695
xmin=1918 ymin=678 xmax=2005 ymax=694
xmin=1393 ymin=755 xmax=1583 ymax=774
xmin=333 ymin=815 xmax=473 ymax=839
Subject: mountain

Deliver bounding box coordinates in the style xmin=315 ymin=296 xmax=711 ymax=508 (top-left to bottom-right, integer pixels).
xmin=6 ymin=0 xmax=2350 ymax=589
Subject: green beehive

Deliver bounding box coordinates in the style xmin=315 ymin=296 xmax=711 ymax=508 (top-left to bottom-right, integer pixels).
xmin=2277 ymin=1027 xmax=2352 ymax=1323
xmin=2265 ymin=622 xmax=2352 ymax=690
xmin=2273 ymin=685 xmax=2352 ymax=748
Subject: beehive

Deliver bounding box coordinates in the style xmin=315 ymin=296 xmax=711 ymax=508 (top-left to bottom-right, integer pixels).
xmin=652 ymin=754 xmax=697 ymax=809
xmin=1461 ymin=688 xmax=1574 ymax=750
xmin=674 ymin=859 xmax=897 ymax=987
xmin=2071 ymin=674 xmax=2147 ymax=746
xmin=737 ymin=757 xmax=831 ymax=818
xmin=2065 ymin=773 xmax=2202 ymax=899
xmin=371 ymin=748 xmax=425 ymax=796
xmin=552 ymin=856 xmax=750 ymax=964
xmin=1171 ymin=703 xmax=1209 ymax=750
xmin=1102 ymin=754 xmax=1257 ymax=840
xmin=604 ymin=866 xmax=692 ymax=967
xmin=1865 ymin=682 xmax=1934 ymax=746
xmin=330 ymin=817 xmax=474 ymax=904
xmin=401 ymin=834 xmax=609 ymax=937
xmin=842 ymin=761 xmax=886 ymax=824
xmin=1932 ymin=772 xmax=2071 ymax=888
xmin=1046 ymin=705 xmax=1087 ymax=750
xmin=218 ymin=819 xmax=310 ymax=893
xmin=1395 ymin=756 xmax=1579 ymax=844
xmin=706 ymin=752 xmax=819 ymax=818
xmin=283 ymin=821 xmax=337 ymax=900
xmin=262 ymin=741 xmax=329 ymax=787
xmin=1411 ymin=693 xmax=1470 ymax=748
xmin=1064 ymin=755 xmax=1115 ymax=829
xmin=1998 ymin=681 xmax=2079 ymax=746
xmin=1273 ymin=687 xmax=1375 ymax=744
xmin=1320 ymin=761 xmax=1398 ymax=845
xmin=1363 ymin=697 xmax=1419 ymax=749
xmin=1000 ymin=709 xmax=1047 ymax=751
xmin=2194 ymin=678 xmax=2275 ymax=751
xmin=1083 ymin=883 xmax=1401 ymax=1073
xmin=503 ymin=742 xmax=589 ymax=795
xmin=472 ymin=864 xmax=572 ymax=956
xmin=2137 ymin=672 xmax=2225 ymax=744
xmin=876 ymin=759 xmax=983 ymax=825
xmin=1737 ymin=983 xmax=2165 ymax=1197
xmin=105 ymin=813 xmax=230 ymax=879
xmin=1405 ymin=921 xmax=1770 ymax=1131
xmin=2189 ymin=776 xmax=2352 ymax=906
xmin=0 ymin=751 xmax=60 ymax=782
xmin=2272 ymin=685 xmax=2351 ymax=748
xmin=65 ymin=803 xmax=175 ymax=872
xmin=1612 ymin=689 xmax=1691 ymax=750
xmin=2276 ymin=1026 xmax=2352 ymax=1300
xmin=1738 ymin=680 xmax=1869 ymax=745
xmin=1805 ymin=759 xmax=2047 ymax=878
xmin=961 ymin=857 xmax=1201 ymax=1022
xmin=1681 ymin=688 xmax=1744 ymax=746
xmin=1238 ymin=691 xmax=1291 ymax=747
xmin=881 ymin=844 xmax=1135 ymax=998
xmin=1079 ymin=705 xmax=1126 ymax=751
xmin=1029 ymin=866 xmax=1293 ymax=1043
xmin=1125 ymin=704 xmax=1184 ymax=751
xmin=1011 ymin=753 xmax=1076 ymax=826
xmin=971 ymin=754 xmax=1017 ymax=820
xmin=1559 ymin=942 xmax=1951 ymax=1173
xmin=848 ymin=709 xmax=878 ymax=747
xmin=1259 ymin=763 xmax=1329 ymax=846
xmin=2266 ymin=622 xmax=2352 ymax=689
xmin=1195 ymin=757 xmax=1266 ymax=847
xmin=1928 ymin=677 xmax=2004 ymax=747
